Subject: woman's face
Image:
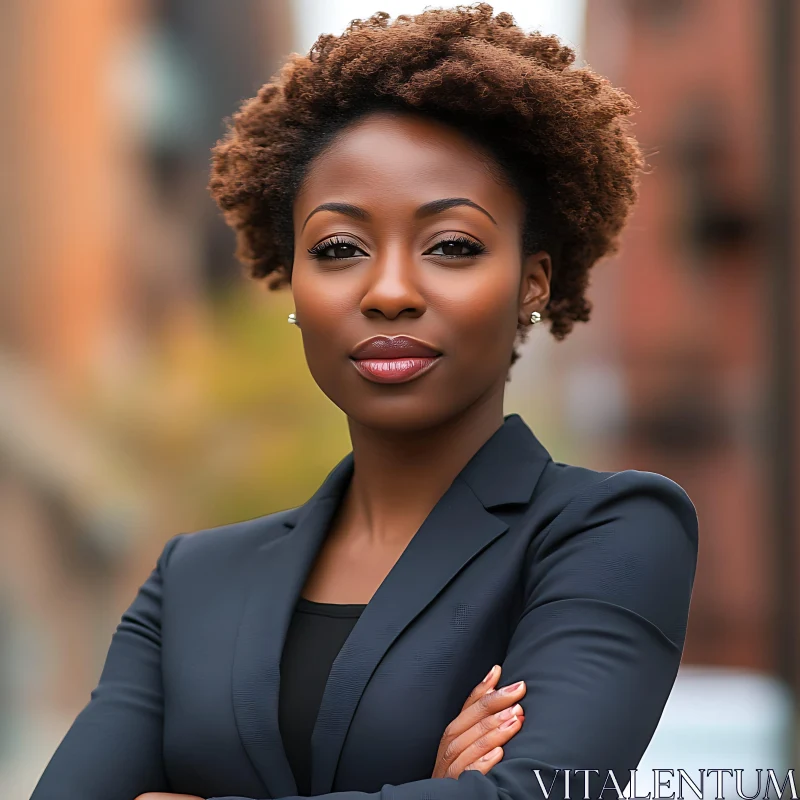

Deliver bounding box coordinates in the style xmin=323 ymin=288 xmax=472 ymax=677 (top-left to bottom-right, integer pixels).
xmin=291 ymin=110 xmax=551 ymax=433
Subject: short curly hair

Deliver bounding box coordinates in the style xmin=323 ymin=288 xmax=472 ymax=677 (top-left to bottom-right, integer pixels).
xmin=209 ymin=2 xmax=644 ymax=358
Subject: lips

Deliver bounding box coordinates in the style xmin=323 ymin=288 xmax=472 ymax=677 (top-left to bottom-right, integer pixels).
xmin=349 ymin=335 xmax=443 ymax=384
xmin=349 ymin=335 xmax=442 ymax=360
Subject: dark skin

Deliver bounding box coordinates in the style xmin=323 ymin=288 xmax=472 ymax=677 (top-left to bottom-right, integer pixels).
xmin=294 ymin=110 xmax=551 ymax=605
xmin=135 ymin=111 xmax=550 ymax=800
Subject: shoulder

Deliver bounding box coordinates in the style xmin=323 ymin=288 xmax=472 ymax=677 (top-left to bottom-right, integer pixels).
xmin=534 ymin=461 xmax=699 ymax=548
xmin=156 ymin=505 xmax=302 ymax=572
xmin=525 ymin=462 xmax=699 ymax=650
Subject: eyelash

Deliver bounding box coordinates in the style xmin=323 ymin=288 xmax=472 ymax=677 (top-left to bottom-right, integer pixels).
xmin=307 ymin=235 xmax=486 ymax=261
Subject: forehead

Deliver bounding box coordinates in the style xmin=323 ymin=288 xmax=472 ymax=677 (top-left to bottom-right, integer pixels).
xmin=294 ymin=111 xmax=523 ymax=222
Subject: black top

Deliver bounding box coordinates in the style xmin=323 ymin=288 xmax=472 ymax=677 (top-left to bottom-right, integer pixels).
xmin=279 ymin=597 xmax=367 ymax=796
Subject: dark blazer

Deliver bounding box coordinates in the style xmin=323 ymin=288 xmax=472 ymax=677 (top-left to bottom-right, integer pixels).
xmin=30 ymin=413 xmax=699 ymax=800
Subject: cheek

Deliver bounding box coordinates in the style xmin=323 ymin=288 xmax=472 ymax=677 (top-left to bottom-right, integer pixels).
xmin=434 ymin=267 xmax=520 ymax=352
xmin=289 ymin=270 xmax=356 ymax=391
xmin=291 ymin=268 xmax=349 ymax=338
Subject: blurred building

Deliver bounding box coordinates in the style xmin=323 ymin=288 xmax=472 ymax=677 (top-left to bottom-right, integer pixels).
xmin=0 ymin=0 xmax=297 ymax=792
xmin=584 ymin=0 xmax=799 ymax=704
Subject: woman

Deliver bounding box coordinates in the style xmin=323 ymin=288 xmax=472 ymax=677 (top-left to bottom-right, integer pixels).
xmin=30 ymin=5 xmax=699 ymax=800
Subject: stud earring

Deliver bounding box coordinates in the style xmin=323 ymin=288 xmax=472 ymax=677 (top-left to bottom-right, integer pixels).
xmin=530 ymin=311 xmax=542 ymax=325
xmin=288 ymin=312 xmax=297 ymax=325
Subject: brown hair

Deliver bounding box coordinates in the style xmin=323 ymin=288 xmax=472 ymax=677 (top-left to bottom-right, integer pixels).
xmin=209 ymin=3 xmax=644 ymax=361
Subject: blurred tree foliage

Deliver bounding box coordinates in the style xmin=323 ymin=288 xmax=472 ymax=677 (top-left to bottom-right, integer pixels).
xmin=83 ymin=284 xmax=350 ymax=537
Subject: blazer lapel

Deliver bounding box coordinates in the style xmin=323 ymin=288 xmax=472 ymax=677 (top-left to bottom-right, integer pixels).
xmin=231 ymin=452 xmax=356 ymax=798
xmin=309 ymin=413 xmax=552 ymax=795
xmin=308 ymin=478 xmax=507 ymax=795
xmin=230 ymin=413 xmax=551 ymax=798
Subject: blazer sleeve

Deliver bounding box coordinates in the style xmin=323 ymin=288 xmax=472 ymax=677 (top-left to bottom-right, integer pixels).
xmin=209 ymin=469 xmax=699 ymax=800
xmin=29 ymin=532 xmax=186 ymax=800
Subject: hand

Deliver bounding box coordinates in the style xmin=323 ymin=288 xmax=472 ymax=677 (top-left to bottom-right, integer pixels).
xmin=134 ymin=794 xmax=204 ymax=799
xmin=431 ymin=664 xmax=526 ymax=780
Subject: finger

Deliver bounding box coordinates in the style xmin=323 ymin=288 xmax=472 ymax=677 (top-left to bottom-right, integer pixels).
xmin=434 ymin=703 xmax=525 ymax=777
xmin=447 ymin=713 xmax=524 ymax=778
xmin=463 ymin=745 xmax=504 ymax=776
xmin=447 ymin=679 xmax=527 ymax=741
xmin=460 ymin=664 xmax=501 ymax=712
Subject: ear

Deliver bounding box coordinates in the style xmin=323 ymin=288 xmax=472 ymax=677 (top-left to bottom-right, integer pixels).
xmin=517 ymin=250 xmax=552 ymax=326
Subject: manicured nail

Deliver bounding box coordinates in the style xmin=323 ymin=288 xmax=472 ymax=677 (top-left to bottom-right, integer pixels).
xmin=499 ymin=715 xmax=519 ymax=730
xmin=480 ymin=746 xmax=502 ymax=762
xmin=500 ymin=680 xmax=524 ymax=694
xmin=497 ymin=704 xmax=523 ymax=721
xmin=481 ymin=665 xmax=498 ymax=684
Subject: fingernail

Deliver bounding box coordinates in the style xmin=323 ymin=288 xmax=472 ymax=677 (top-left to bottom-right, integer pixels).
xmin=497 ymin=704 xmax=523 ymax=721
xmin=481 ymin=665 xmax=497 ymax=684
xmin=500 ymin=680 xmax=524 ymax=694
xmin=499 ymin=715 xmax=519 ymax=730
xmin=480 ymin=746 xmax=502 ymax=761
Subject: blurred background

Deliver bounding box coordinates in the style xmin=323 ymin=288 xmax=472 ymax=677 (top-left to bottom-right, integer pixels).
xmin=1 ymin=0 xmax=798 ymax=796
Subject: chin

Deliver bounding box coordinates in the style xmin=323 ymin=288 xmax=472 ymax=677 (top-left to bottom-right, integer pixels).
xmin=339 ymin=396 xmax=457 ymax=435
xmin=316 ymin=362 xmax=492 ymax=434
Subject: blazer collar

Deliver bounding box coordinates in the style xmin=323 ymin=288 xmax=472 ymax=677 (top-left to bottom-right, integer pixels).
xmin=456 ymin=412 xmax=553 ymax=508
xmin=231 ymin=413 xmax=551 ymax=797
xmin=292 ymin=412 xmax=553 ymax=514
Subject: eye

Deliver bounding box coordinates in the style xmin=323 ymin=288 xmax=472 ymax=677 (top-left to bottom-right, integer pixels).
xmin=425 ymin=235 xmax=486 ymax=259
xmin=308 ymin=236 xmax=367 ymax=260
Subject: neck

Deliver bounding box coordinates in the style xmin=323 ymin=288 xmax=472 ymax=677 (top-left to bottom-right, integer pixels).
xmin=339 ymin=391 xmax=506 ymax=546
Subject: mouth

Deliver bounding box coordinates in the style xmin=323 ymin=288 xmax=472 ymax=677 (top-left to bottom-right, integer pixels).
xmin=349 ymin=335 xmax=443 ymax=385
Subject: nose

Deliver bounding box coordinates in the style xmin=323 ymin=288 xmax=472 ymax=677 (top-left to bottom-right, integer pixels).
xmin=359 ymin=249 xmax=427 ymax=321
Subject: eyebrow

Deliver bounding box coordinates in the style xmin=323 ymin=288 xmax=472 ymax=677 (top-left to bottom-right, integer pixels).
xmin=301 ymin=197 xmax=497 ymax=231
